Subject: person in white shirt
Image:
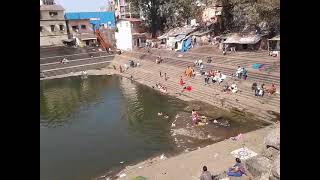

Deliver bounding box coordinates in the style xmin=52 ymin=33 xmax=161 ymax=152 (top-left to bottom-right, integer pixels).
xmin=124 ymin=64 xmax=129 ymax=71
xmin=236 ymin=66 xmax=243 ymax=79
xmin=61 ymin=58 xmax=69 ymax=64
xmin=229 ymin=82 xmax=238 ymax=93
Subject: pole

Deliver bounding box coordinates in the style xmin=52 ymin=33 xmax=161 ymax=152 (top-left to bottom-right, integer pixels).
xmin=129 ymin=2 xmax=132 ymax=18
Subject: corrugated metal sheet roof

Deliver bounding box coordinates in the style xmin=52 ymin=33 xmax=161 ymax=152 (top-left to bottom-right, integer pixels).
xmin=190 ymin=29 xmax=213 ymax=36
xmin=269 ymin=35 xmax=280 ymax=41
xmin=175 ymin=34 xmax=186 ymax=42
xmin=158 ymin=27 xmax=197 ymax=39
xmin=224 ymin=34 xmax=261 ymax=44
xmin=40 ymin=5 xmax=65 ymax=11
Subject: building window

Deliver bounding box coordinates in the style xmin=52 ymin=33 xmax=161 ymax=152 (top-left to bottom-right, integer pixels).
xmin=59 ymin=25 xmax=64 ymax=31
xmin=40 ymin=26 xmax=43 ymax=32
xmin=50 ymin=25 xmax=55 ymax=32
xmin=81 ymin=25 xmax=86 ymax=29
xmin=49 ymin=11 xmax=58 ymax=17
xmin=72 ymin=26 xmax=78 ymax=31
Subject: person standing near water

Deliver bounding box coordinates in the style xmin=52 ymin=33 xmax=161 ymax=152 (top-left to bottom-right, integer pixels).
xmin=119 ymin=65 xmax=122 ymax=73
xmin=192 ymin=109 xmax=198 ymax=125
xmin=200 ymin=166 xmax=213 ymax=180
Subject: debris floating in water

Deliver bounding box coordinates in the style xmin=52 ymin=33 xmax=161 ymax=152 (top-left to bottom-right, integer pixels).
xmin=158 ymin=112 xmax=163 ymax=116
xmin=164 ymin=115 xmax=169 ymax=119
xmin=120 ymin=161 xmax=124 ymax=164
xmin=160 ymin=154 xmax=167 ymax=160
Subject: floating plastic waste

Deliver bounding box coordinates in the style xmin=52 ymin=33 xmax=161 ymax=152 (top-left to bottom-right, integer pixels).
xmin=160 ymin=154 xmax=166 ymax=160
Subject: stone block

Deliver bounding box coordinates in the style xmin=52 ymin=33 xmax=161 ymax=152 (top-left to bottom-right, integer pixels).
xmin=271 ymin=154 xmax=280 ymax=178
xmin=264 ymin=127 xmax=280 ymax=150
xmin=269 ymin=175 xmax=280 ymax=180
xmin=246 ymin=156 xmax=272 ymax=178
xmin=261 ymin=147 xmax=280 ymax=161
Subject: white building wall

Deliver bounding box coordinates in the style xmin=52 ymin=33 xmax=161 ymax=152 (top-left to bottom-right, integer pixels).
xmin=167 ymin=37 xmax=175 ymax=48
xmin=115 ymin=21 xmax=133 ymax=51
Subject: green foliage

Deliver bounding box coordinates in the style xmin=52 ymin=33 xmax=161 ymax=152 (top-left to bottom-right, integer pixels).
xmin=220 ymin=0 xmax=280 ymax=34
xmin=129 ymin=0 xmax=197 ymax=37
xmin=129 ymin=0 xmax=279 ymax=36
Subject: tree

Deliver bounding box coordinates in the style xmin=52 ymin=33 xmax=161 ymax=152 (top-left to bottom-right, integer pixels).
xmin=129 ymin=0 xmax=196 ymax=37
xmin=219 ymin=0 xmax=280 ymax=35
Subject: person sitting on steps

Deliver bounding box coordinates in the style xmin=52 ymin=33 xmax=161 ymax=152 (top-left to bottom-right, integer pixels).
xmin=227 ymin=158 xmax=246 ymax=177
xmin=200 ymin=166 xmax=213 ymax=180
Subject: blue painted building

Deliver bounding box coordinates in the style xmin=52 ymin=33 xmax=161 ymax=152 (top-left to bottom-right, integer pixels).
xmin=65 ymin=12 xmax=115 ymax=30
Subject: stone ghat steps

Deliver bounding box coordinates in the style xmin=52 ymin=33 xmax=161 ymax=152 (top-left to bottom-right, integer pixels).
xmin=111 ymin=60 xmax=279 ymax=122
xmin=124 ymin=58 xmax=279 ymax=107
xmin=114 ymin=58 xmax=279 ymax=108
xmin=40 ymin=56 xmax=114 ymax=70
xmin=150 ymin=48 xmax=279 ymax=63
xmin=146 ymin=48 xmax=280 ymax=67
xmin=129 ymin=51 xmax=280 ymax=80
xmin=42 ymin=62 xmax=110 ymax=78
xmin=124 ymin=52 xmax=280 ymax=88
xmin=40 ymin=51 xmax=109 ymax=64
xmin=40 ymin=46 xmax=97 ymax=58
xmin=118 ymin=68 xmax=277 ymax=123
xmin=176 ymin=52 xmax=281 ymax=74
xmin=115 ymin=55 xmax=280 ymax=104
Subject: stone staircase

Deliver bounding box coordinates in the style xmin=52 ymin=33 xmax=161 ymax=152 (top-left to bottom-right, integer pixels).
xmin=40 ymin=46 xmax=113 ymax=78
xmin=111 ymin=56 xmax=279 ymax=123
xmin=125 ymin=51 xmax=280 ymax=88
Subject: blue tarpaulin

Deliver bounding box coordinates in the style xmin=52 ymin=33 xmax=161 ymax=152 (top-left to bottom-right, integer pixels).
xmin=181 ymin=36 xmax=192 ymax=52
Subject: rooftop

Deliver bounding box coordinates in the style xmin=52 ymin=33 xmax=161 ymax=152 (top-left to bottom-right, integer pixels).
xmin=223 ymin=33 xmax=262 ymax=44
xmin=76 ymin=33 xmax=97 ymax=41
xmin=40 ymin=4 xmax=65 ymax=11
xmin=269 ymin=35 xmax=280 ymax=41
xmin=158 ymin=27 xmax=198 ymax=39
xmin=118 ymin=18 xmax=142 ymax=22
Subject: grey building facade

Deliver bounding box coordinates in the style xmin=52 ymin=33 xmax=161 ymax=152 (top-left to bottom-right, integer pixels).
xmin=40 ymin=4 xmax=68 ymax=46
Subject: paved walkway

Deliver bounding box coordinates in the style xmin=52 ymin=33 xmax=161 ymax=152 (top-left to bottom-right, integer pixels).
xmin=112 ymin=125 xmax=275 ymax=180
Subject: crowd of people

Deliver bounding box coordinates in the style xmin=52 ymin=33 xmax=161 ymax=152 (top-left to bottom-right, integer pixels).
xmin=235 ymin=66 xmax=248 ymax=80
xmin=155 ymin=83 xmax=167 ymax=94
xmin=204 ymin=69 xmax=226 ymax=85
xmin=252 ymin=83 xmax=276 ymax=97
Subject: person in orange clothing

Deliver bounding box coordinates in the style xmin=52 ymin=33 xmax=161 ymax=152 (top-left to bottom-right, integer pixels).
xmin=185 ymin=66 xmax=193 ymax=77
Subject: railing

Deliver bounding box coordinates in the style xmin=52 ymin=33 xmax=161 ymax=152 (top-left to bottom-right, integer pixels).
xmin=95 ymin=29 xmax=110 ymax=50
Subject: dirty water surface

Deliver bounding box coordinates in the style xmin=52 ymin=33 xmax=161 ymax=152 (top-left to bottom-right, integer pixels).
xmin=40 ymin=75 xmax=269 ymax=180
